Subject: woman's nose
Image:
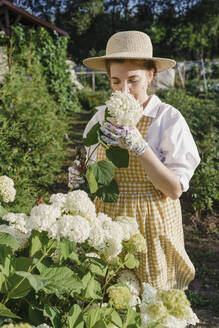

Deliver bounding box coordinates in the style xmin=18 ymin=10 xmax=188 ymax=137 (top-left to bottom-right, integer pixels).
xmin=120 ymin=81 xmax=129 ymax=93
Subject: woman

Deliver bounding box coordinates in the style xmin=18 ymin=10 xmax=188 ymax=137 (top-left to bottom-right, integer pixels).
xmin=82 ymin=31 xmax=200 ymax=290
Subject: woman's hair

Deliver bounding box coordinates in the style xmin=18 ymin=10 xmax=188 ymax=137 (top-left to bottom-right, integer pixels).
xmin=106 ymin=59 xmax=157 ymax=76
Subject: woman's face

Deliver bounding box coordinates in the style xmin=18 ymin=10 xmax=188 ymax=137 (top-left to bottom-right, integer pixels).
xmin=109 ymin=60 xmax=153 ymax=106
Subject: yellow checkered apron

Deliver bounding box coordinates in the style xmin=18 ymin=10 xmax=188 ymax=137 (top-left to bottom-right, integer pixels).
xmin=95 ymin=115 xmax=195 ymax=290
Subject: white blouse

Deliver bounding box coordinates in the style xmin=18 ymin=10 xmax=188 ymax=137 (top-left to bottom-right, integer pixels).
xmin=83 ymin=95 xmax=200 ymax=192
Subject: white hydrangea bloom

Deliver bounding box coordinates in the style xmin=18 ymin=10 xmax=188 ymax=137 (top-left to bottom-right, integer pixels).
xmin=58 ymin=214 xmax=90 ymax=243
xmin=103 ymin=235 xmax=122 ymax=263
xmin=100 ymin=218 xmax=124 ymax=239
xmin=65 ymin=190 xmax=96 ymax=222
xmin=49 ymin=193 xmax=67 ymax=210
xmin=27 ymin=204 xmax=61 ymax=237
xmin=105 ymin=91 xmax=143 ymax=127
xmin=96 ymin=212 xmax=112 ymax=225
xmin=3 ymin=212 xmax=29 ymax=234
xmin=88 ymin=223 xmax=105 ymax=250
xmin=117 ymin=270 xmax=140 ymax=296
xmin=114 ymin=216 xmax=140 ymax=241
xmin=140 ymin=283 xmax=200 ymax=328
xmin=66 ymin=60 xmax=83 ymax=91
xmin=187 ymin=308 xmax=200 ymax=325
xmin=141 ymin=283 xmax=158 ymax=304
xmin=2 ymin=213 xmax=29 ymax=233
xmin=0 ymin=175 xmax=16 ymax=203
xmin=0 ymin=224 xmax=30 ymax=249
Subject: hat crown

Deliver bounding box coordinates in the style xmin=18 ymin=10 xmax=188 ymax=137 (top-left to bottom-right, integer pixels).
xmin=106 ymin=31 xmax=153 ymax=57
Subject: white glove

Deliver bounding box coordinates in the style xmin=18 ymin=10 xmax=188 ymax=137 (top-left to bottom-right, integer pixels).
xmin=100 ymin=122 xmax=148 ymax=156
xmin=68 ymin=160 xmax=85 ymax=189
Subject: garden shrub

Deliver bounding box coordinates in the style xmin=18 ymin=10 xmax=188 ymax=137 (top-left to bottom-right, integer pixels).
xmin=0 ymin=43 xmax=68 ymax=213
xmin=9 ymin=25 xmax=81 ymax=115
xmin=77 ymin=87 xmax=110 ymax=112
xmin=158 ymin=89 xmax=218 ymax=216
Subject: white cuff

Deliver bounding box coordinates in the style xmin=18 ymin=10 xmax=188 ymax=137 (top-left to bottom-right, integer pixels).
xmin=179 ymin=175 xmax=189 ymax=192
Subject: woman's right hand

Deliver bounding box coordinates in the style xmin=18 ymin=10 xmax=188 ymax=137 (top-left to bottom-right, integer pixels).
xmin=68 ymin=160 xmax=85 ymax=189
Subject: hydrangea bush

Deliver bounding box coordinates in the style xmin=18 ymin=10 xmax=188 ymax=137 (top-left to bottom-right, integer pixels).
xmin=0 ymin=179 xmax=199 ymax=328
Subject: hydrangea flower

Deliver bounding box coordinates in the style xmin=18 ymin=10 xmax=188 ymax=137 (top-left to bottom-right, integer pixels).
xmin=65 ymin=190 xmax=96 ymax=222
xmin=27 ymin=204 xmax=61 ymax=238
xmin=103 ymin=235 xmax=123 ymax=263
xmin=105 ymin=91 xmax=143 ymax=127
xmin=126 ymin=233 xmax=147 ymax=254
xmin=140 ymin=283 xmax=199 ymax=328
xmin=0 ymin=175 xmax=16 ymax=203
xmin=58 ymin=214 xmax=90 ymax=243
xmin=107 ymin=285 xmax=132 ymax=309
xmin=114 ymin=215 xmax=140 ymax=241
xmin=158 ymin=289 xmax=191 ymax=320
xmin=49 ymin=193 xmax=67 ymax=210
xmin=117 ymin=270 xmax=140 ymax=296
xmin=3 ymin=212 xmax=29 ymax=234
xmin=88 ymin=223 xmax=105 ymax=250
xmin=0 ymin=324 xmax=32 ymax=328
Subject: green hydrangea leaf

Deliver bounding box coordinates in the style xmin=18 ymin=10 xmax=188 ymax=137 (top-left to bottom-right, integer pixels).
xmin=0 ymin=232 xmax=19 ymax=251
xmin=87 ymin=257 xmax=107 ymax=277
xmin=86 ymin=308 xmax=101 ymax=328
xmin=96 ymin=179 xmax=119 ymax=203
xmin=59 ymin=237 xmax=76 ymax=260
xmin=68 ymin=304 xmax=84 ymax=328
xmin=43 ymin=304 xmax=61 ymax=328
xmin=123 ymin=306 xmax=141 ymax=328
xmin=106 ymin=146 xmax=129 ymax=168
xmin=110 ymin=309 xmax=123 ymax=328
xmin=16 ymin=271 xmax=49 ymax=292
xmin=83 ymin=122 xmax=101 ymax=146
xmin=124 ymin=253 xmax=139 ymax=269
xmin=40 ymin=266 xmax=83 ymax=296
xmin=86 ymin=166 xmax=99 ymax=194
xmin=148 ymin=323 xmax=168 ymax=328
xmin=0 ymin=303 xmax=21 ymax=319
xmin=91 ymin=160 xmax=115 ymax=185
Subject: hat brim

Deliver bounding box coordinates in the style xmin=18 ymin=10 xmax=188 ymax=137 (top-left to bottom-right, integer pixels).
xmin=83 ymin=53 xmax=176 ymax=73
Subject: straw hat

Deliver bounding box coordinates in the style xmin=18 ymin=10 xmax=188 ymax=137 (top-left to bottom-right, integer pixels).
xmin=83 ymin=31 xmax=176 ymax=73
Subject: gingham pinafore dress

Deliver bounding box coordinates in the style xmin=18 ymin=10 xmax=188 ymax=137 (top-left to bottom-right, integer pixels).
xmin=95 ymin=115 xmax=195 ymax=290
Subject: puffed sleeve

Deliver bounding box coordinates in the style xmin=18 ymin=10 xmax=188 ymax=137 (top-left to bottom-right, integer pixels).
xmin=159 ymin=107 xmax=200 ymax=192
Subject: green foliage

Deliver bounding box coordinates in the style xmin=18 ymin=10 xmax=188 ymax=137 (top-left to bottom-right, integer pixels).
xmin=0 ymin=229 xmax=141 ymax=327
xmin=77 ymin=87 xmax=110 ymax=112
xmin=158 ymin=89 xmax=218 ymax=215
xmin=10 ymin=24 xmax=81 ymax=114
xmin=0 ymin=38 xmax=68 ymax=213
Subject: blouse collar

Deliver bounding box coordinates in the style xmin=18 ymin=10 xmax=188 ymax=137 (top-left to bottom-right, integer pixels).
xmin=142 ymin=95 xmax=162 ymax=118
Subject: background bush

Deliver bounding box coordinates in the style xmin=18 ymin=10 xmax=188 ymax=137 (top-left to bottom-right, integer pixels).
xmin=0 ymin=28 xmax=74 ymax=213
xmin=77 ymin=87 xmax=110 ymax=112
xmin=9 ymin=25 xmax=81 ymax=115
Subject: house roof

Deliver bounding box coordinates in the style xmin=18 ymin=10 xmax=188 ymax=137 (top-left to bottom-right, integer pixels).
xmin=0 ymin=0 xmax=68 ymax=36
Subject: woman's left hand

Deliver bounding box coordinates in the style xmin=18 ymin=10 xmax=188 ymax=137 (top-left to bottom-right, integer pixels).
xmin=100 ymin=121 xmax=148 ymax=156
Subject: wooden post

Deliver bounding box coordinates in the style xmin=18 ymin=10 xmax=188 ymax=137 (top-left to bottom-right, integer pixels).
xmin=92 ymin=71 xmax=95 ymax=92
